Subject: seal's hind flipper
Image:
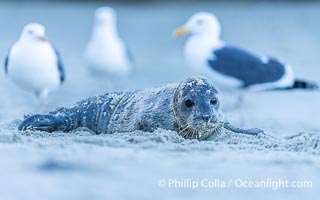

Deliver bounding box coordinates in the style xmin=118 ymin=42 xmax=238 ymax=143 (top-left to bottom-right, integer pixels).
xmin=18 ymin=114 xmax=68 ymax=132
xmin=223 ymin=121 xmax=264 ymax=135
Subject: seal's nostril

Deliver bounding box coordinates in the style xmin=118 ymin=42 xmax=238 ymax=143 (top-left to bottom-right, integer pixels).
xmin=202 ymin=115 xmax=210 ymax=122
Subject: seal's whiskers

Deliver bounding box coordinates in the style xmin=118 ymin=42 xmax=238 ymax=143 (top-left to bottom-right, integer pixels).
xmin=184 ymin=128 xmax=190 ymax=139
xmin=184 ymin=128 xmax=193 ymax=139
xmin=191 ymin=128 xmax=195 ymax=139
xmin=179 ymin=125 xmax=189 ymax=134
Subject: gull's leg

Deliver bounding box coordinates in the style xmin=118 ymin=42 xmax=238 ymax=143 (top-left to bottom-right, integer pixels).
xmin=36 ymin=89 xmax=49 ymax=114
xmin=238 ymin=93 xmax=245 ymax=126
xmin=223 ymin=121 xmax=264 ymax=135
xmin=223 ymin=91 xmax=244 ymax=112
xmin=111 ymin=75 xmax=127 ymax=92
xmin=39 ymin=98 xmax=46 ymax=114
xmin=223 ymin=92 xmax=246 ymax=126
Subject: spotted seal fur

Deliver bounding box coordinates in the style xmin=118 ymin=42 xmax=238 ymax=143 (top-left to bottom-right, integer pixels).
xmin=18 ymin=77 xmax=263 ymax=140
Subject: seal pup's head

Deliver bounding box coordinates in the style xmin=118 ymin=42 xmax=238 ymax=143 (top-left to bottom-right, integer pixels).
xmin=173 ymin=76 xmax=224 ymax=140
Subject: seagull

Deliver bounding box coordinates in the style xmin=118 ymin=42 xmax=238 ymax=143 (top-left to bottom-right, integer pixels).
xmin=5 ymin=23 xmax=65 ymax=113
xmin=85 ymin=7 xmax=133 ymax=78
xmin=174 ymin=12 xmax=318 ymax=92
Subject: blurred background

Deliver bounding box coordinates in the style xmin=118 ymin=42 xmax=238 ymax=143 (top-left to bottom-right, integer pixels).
xmin=0 ymin=0 xmax=320 ymax=120
xmin=1 ymin=0 xmax=320 ymax=128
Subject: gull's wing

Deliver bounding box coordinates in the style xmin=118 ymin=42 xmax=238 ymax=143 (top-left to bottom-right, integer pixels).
xmin=4 ymin=47 xmax=11 ymax=75
xmin=208 ymin=46 xmax=286 ymax=88
xmin=52 ymin=46 xmax=65 ymax=84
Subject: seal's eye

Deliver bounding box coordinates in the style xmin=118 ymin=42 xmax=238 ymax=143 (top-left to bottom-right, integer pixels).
xmin=28 ymin=30 xmax=34 ymax=35
xmin=185 ymin=99 xmax=195 ymax=108
xmin=210 ymin=98 xmax=218 ymax=105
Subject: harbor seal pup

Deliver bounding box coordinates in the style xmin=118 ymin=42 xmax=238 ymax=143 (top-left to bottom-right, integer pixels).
xmin=18 ymin=77 xmax=263 ymax=140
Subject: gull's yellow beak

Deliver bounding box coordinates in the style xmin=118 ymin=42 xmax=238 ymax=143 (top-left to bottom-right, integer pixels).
xmin=38 ymin=35 xmax=47 ymax=41
xmin=174 ymin=27 xmax=188 ymax=37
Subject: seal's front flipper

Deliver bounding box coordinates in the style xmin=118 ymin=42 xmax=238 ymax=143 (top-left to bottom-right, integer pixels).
xmin=18 ymin=114 xmax=68 ymax=132
xmin=223 ymin=121 xmax=264 ymax=135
